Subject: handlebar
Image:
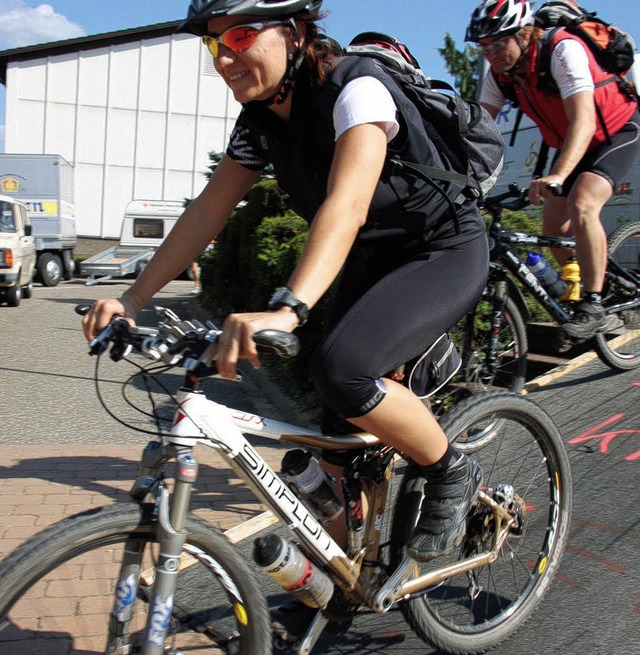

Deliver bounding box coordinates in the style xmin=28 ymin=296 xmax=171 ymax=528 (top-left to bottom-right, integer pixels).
xmin=75 ymin=304 xmax=300 ymax=373
xmin=482 ymin=182 xmax=563 ymax=212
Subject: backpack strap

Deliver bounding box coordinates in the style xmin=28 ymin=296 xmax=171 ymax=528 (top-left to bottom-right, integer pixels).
xmin=537 ymin=27 xmax=617 ymax=143
xmin=536 ymin=27 xmax=558 ymax=93
xmin=387 ymin=159 xmax=464 ymax=234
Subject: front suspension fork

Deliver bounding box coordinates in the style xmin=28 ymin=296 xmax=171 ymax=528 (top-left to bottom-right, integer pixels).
xmin=107 ymin=441 xmax=197 ymax=654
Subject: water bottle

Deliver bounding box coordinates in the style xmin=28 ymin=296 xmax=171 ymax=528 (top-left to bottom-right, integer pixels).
xmin=560 ymin=257 xmax=581 ymax=301
xmin=281 ymin=449 xmax=344 ymax=525
xmin=253 ymin=532 xmax=334 ymax=608
xmin=526 ymin=252 xmax=568 ymax=297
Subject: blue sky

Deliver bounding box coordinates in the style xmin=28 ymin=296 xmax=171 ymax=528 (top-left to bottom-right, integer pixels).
xmin=1 ymin=0 xmax=640 ymax=151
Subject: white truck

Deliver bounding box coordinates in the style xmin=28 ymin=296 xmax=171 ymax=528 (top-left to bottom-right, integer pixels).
xmin=80 ymin=200 xmax=185 ymax=285
xmin=0 ymin=154 xmax=77 ymax=286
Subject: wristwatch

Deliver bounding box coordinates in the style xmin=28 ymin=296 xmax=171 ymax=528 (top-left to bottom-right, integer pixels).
xmin=268 ymin=287 xmax=309 ymax=326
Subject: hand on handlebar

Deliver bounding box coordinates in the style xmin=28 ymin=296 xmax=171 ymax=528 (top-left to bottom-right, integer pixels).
xmin=81 ymin=294 xmax=141 ymax=341
xmin=218 ymin=309 xmax=300 ymax=379
xmin=528 ymin=176 xmax=564 ymax=206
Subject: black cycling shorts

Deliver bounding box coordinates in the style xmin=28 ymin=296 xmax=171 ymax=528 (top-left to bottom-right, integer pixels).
xmin=560 ymin=110 xmax=640 ymax=194
xmin=309 ymin=232 xmax=489 ymax=419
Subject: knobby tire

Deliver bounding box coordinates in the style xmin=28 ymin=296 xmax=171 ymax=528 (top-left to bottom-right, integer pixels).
xmin=0 ymin=503 xmax=272 ymax=655
xmin=390 ymin=393 xmax=572 ymax=654
xmin=594 ymin=222 xmax=640 ymax=370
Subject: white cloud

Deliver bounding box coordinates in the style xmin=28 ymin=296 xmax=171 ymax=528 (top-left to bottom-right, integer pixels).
xmin=0 ymin=1 xmax=86 ymax=50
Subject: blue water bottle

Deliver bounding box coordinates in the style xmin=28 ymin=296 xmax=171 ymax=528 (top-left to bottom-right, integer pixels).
xmin=526 ymin=252 xmax=568 ymax=297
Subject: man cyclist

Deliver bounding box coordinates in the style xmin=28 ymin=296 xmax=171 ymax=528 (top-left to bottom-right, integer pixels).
xmin=466 ymin=0 xmax=640 ymax=341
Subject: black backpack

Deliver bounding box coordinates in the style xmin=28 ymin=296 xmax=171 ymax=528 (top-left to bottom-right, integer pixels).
xmin=345 ymin=32 xmax=504 ymax=214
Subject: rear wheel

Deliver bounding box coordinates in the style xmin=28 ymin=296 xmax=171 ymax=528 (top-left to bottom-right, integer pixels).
xmin=391 ymin=393 xmax=571 ymax=654
xmin=21 ymin=280 xmax=33 ymax=299
xmin=0 ymin=503 xmax=272 ymax=654
xmin=595 ymin=222 xmax=640 ymax=370
xmin=37 ymin=252 xmax=63 ymax=287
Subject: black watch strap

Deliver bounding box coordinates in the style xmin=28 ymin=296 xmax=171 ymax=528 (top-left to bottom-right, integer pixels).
xmin=268 ymin=287 xmax=309 ymax=326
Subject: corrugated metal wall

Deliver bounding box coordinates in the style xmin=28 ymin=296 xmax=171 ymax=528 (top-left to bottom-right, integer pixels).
xmin=4 ymin=32 xmax=240 ymax=238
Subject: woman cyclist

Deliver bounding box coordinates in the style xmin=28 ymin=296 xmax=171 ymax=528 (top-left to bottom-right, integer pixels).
xmin=82 ymin=0 xmax=489 ymax=642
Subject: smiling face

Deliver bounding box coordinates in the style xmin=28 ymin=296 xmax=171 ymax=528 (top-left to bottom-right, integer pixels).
xmin=206 ymin=16 xmax=299 ymax=106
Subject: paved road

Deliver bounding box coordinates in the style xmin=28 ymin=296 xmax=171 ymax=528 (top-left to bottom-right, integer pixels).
xmin=1 ymin=279 xmax=639 ymax=654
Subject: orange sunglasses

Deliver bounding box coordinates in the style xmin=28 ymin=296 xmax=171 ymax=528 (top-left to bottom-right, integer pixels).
xmin=202 ymin=21 xmax=284 ymax=58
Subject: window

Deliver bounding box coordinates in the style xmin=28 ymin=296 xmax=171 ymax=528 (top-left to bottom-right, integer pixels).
xmin=0 ymin=202 xmax=16 ymax=233
xmin=133 ymin=218 xmax=165 ymax=239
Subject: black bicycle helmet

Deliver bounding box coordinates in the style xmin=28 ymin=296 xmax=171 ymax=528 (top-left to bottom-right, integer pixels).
xmin=179 ymin=0 xmax=323 ymax=36
xmin=465 ymin=0 xmax=533 ymax=42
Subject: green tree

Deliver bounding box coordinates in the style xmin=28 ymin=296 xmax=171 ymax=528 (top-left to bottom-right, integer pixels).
xmin=438 ymin=32 xmax=480 ymax=100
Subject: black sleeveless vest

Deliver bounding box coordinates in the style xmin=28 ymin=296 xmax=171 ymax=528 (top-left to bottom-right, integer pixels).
xmin=235 ymin=56 xmax=482 ymax=246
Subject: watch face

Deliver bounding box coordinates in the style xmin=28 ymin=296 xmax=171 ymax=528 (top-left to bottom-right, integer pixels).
xmin=268 ymin=288 xmax=309 ymax=325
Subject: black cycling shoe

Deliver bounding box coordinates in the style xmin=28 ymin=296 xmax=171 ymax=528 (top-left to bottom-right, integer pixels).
xmin=407 ymin=454 xmax=483 ymax=563
xmin=562 ymin=300 xmax=607 ymax=341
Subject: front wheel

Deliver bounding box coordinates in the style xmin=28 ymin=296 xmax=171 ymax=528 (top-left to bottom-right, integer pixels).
xmin=6 ymin=284 xmax=21 ymax=306
xmin=0 ymin=503 xmax=272 ymax=654
xmin=390 ymin=393 xmax=572 ymax=654
xmin=594 ymin=222 xmax=640 ymax=370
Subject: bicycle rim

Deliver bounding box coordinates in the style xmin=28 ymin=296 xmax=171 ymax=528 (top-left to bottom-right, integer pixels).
xmin=463 ymin=294 xmax=527 ymax=392
xmin=391 ymin=393 xmax=571 ymax=654
xmin=432 ymin=294 xmax=528 ymax=449
xmin=0 ymin=504 xmax=271 ymax=655
xmin=595 ymin=222 xmax=640 ymax=370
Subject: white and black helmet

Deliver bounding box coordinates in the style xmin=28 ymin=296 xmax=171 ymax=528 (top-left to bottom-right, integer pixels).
xmin=465 ymin=0 xmax=533 ymax=42
xmin=179 ymin=0 xmax=323 ymax=35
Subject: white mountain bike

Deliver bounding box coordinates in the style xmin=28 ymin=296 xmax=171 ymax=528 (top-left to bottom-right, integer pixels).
xmin=0 ymin=305 xmax=572 ymax=655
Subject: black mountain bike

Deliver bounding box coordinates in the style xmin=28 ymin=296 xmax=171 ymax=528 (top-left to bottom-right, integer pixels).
xmin=445 ymin=183 xmax=640 ymax=400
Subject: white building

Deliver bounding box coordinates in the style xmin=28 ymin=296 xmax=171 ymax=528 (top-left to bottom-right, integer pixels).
xmin=0 ymin=22 xmax=241 ymax=238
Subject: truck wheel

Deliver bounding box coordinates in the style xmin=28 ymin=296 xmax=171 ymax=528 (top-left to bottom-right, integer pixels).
xmin=22 ymin=280 xmax=33 ymax=299
xmin=37 ymin=253 xmax=63 ymax=287
xmin=63 ymin=251 xmax=75 ymax=280
xmin=6 ymin=285 xmax=21 ymax=307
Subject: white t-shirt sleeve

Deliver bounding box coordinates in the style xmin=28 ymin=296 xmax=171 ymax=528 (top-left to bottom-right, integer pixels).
xmin=479 ymin=68 xmax=506 ymax=110
xmin=550 ymin=38 xmax=595 ymax=99
xmin=332 ymin=76 xmax=400 ymax=142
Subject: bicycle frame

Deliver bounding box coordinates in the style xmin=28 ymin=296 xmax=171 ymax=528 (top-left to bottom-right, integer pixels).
xmin=112 ymin=386 xmax=516 ymax=654
xmin=489 ymin=226 xmax=577 ymax=324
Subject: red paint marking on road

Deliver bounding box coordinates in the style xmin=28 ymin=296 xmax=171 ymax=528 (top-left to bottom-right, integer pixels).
xmin=556 ymin=574 xmax=587 ymax=590
xmin=569 ymin=413 xmax=640 ymax=460
xmin=566 ymin=546 xmax=627 ymax=573
xmin=635 ymin=603 xmax=640 ymax=614
xmin=580 ymin=520 xmax=618 ymax=534
xmin=632 ymin=383 xmax=640 ymax=387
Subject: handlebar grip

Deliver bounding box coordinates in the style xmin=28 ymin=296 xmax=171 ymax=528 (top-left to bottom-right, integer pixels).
xmin=253 ymin=330 xmax=300 ymax=358
xmin=547 ymin=183 xmax=563 ymax=196
xmin=75 ymin=303 xmax=92 ymax=316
